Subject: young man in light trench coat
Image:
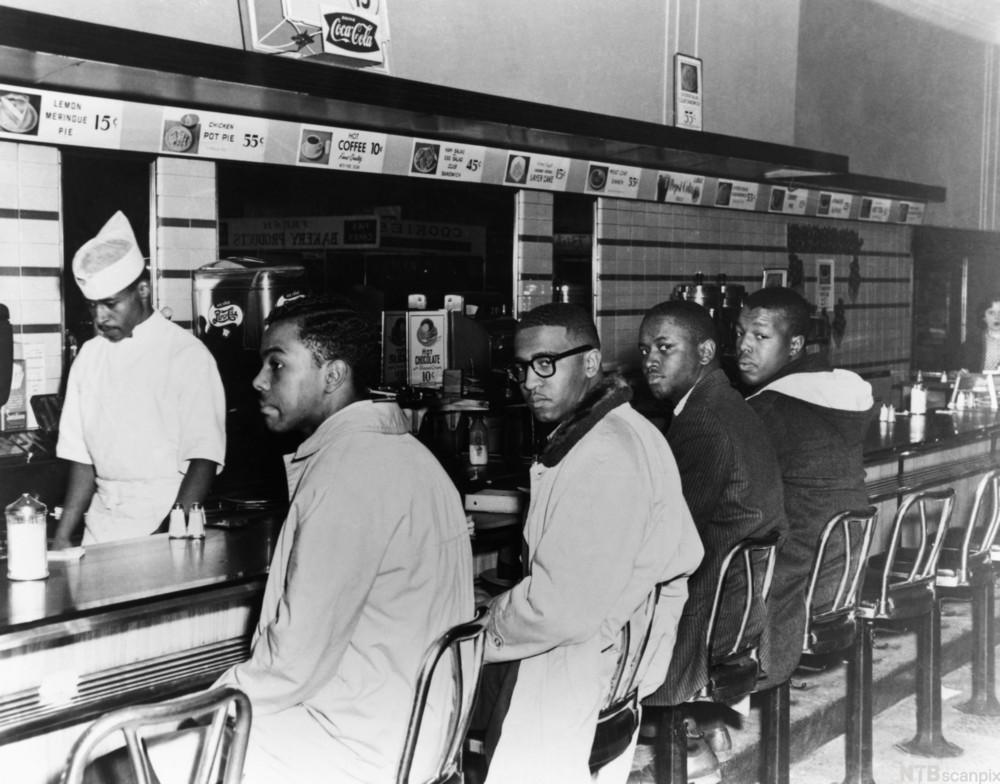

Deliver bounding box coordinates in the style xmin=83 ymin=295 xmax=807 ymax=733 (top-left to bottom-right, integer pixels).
xmin=479 ymin=303 xmax=703 ymax=784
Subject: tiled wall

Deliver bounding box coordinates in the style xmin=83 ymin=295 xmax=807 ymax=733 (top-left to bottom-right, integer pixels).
xmin=514 ymin=190 xmax=553 ymax=316
xmin=152 ymin=157 xmax=219 ymax=328
xmin=593 ymin=198 xmax=913 ymax=402
xmin=0 ymin=141 xmax=64 ymax=425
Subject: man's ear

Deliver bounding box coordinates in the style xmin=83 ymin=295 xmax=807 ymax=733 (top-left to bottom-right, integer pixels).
xmin=789 ymin=334 xmax=805 ymax=357
xmin=697 ymin=338 xmax=717 ymax=365
xmin=583 ymin=347 xmax=602 ymax=378
xmin=324 ymin=358 xmax=350 ymax=392
xmin=137 ymin=280 xmax=151 ymax=301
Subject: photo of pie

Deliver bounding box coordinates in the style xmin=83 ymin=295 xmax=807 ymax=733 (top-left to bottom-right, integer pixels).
xmin=0 ymin=93 xmax=39 ymax=134
xmin=163 ymin=123 xmax=194 ymax=153
xmin=588 ymin=166 xmax=608 ymax=191
xmin=412 ymin=144 xmax=439 ymax=174
xmin=507 ymin=155 xmax=528 ymax=183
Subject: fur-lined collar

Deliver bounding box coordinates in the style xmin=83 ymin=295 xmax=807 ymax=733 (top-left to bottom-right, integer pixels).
xmin=539 ymin=375 xmax=633 ymax=467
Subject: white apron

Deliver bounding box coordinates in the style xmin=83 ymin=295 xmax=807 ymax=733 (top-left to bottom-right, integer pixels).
xmin=83 ymin=476 xmax=180 ymax=544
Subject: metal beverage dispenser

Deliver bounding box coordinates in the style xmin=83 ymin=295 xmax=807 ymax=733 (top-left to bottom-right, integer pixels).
xmin=192 ymin=259 xmax=308 ymax=498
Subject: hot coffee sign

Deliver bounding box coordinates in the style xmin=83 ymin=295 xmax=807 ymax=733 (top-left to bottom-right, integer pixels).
xmin=322 ymin=0 xmax=388 ymax=65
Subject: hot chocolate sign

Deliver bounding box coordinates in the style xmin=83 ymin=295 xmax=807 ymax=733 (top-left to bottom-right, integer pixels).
xmin=322 ymin=0 xmax=388 ymax=64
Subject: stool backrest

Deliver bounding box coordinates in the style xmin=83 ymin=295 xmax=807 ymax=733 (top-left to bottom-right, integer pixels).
xmin=802 ymin=507 xmax=878 ymax=655
xmin=699 ymin=531 xmax=779 ymax=702
xmin=396 ymin=608 xmax=488 ymax=784
xmin=60 ymin=686 xmax=251 ymax=784
xmin=588 ymin=587 xmax=659 ymax=774
xmin=953 ymin=469 xmax=1000 ymax=584
xmin=871 ymin=488 xmax=955 ymax=617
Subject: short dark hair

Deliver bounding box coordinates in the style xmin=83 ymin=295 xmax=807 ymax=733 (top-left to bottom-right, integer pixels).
xmin=266 ymin=294 xmax=378 ymax=394
xmin=743 ymin=287 xmax=811 ymax=339
xmin=641 ymin=300 xmax=718 ymax=346
xmin=978 ymin=294 xmax=1000 ymax=316
xmin=517 ymin=303 xmax=600 ymax=349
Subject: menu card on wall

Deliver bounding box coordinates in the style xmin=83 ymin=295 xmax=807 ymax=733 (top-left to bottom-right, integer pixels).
xmin=817 ymin=192 xmax=853 ymax=219
xmin=584 ymin=162 xmax=641 ymax=198
xmin=656 ymin=171 xmax=705 ymax=204
xmin=715 ymin=180 xmax=759 ymax=211
xmin=297 ymin=125 xmax=387 ymax=173
xmin=859 ymin=197 xmax=891 ymax=222
xmin=0 ymin=84 xmax=124 ymax=148
xmin=160 ymin=108 xmax=268 ymax=162
xmin=408 ymin=138 xmax=486 ymax=182
xmin=503 ymin=152 xmax=570 ymax=191
xmin=768 ymin=186 xmax=808 ymax=215
xmin=898 ymin=201 xmax=926 ymax=225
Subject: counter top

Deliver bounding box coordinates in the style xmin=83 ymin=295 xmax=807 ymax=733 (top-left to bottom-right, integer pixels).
xmin=0 ymin=520 xmax=276 ymax=640
xmin=862 ymin=407 xmax=1000 ymax=464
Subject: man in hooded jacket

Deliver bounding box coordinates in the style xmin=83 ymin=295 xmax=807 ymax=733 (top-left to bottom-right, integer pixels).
xmin=735 ymin=287 xmax=875 ymax=687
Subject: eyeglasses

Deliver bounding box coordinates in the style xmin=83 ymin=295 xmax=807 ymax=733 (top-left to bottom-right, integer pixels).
xmin=506 ymin=344 xmax=594 ymax=384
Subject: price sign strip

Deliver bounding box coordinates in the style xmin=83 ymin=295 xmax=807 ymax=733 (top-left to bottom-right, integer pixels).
xmin=0 ymin=81 xmax=924 ymax=223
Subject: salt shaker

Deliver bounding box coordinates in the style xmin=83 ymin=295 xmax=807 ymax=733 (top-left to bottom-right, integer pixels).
xmin=167 ymin=503 xmax=187 ymax=539
xmin=187 ymin=502 xmax=206 ymax=539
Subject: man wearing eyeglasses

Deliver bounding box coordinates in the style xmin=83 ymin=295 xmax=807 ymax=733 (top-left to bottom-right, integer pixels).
xmin=479 ymin=303 xmax=702 ymax=784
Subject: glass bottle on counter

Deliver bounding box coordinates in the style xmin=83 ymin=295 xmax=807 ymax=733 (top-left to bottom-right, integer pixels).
xmin=468 ymin=415 xmax=489 ymax=467
xmin=5 ymin=493 xmax=48 ymax=581
xmin=910 ymin=370 xmax=927 ymax=415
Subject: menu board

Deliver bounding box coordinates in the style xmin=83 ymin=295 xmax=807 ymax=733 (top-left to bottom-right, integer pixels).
xmin=657 ymin=171 xmax=705 ymax=204
xmin=503 ymin=152 xmax=570 ymax=191
xmin=817 ymin=191 xmax=853 ymax=219
xmin=584 ymin=162 xmax=641 ymax=198
xmin=0 ymin=85 xmax=124 ymax=148
xmin=408 ymin=138 xmax=486 ymax=182
xmin=714 ymin=180 xmax=759 ymax=211
xmin=160 ymin=108 xmax=268 ymax=162
xmin=0 ymin=81 xmax=927 ymax=224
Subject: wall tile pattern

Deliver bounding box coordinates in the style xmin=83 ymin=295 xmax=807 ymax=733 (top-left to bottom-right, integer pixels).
xmin=514 ymin=190 xmax=553 ymax=316
xmin=0 ymin=141 xmax=64 ymax=410
xmin=594 ymin=198 xmax=913 ymax=400
xmin=152 ymin=157 xmax=218 ymax=328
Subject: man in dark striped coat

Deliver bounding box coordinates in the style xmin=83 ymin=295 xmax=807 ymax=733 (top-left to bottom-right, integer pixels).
xmin=638 ymin=300 xmax=787 ymax=708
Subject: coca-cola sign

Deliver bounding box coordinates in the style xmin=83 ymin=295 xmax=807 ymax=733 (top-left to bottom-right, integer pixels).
xmin=324 ymin=13 xmax=379 ymax=54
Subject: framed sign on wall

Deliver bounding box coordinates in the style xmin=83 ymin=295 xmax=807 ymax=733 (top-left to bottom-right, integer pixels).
xmin=674 ymin=53 xmax=703 ymax=131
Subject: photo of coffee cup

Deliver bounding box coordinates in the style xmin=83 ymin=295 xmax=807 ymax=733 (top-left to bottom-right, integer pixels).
xmin=301 ymin=133 xmax=325 ymax=161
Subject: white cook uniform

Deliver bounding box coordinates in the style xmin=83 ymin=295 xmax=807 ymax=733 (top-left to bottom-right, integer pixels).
xmin=215 ymin=400 xmax=474 ymax=783
xmin=485 ymin=402 xmax=703 ymax=784
xmin=57 ymin=311 xmax=226 ymax=544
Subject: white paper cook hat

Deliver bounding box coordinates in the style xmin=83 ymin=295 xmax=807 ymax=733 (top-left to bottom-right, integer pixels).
xmin=72 ymin=211 xmax=145 ymax=300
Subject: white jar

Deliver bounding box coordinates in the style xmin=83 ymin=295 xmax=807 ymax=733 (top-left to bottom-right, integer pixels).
xmin=5 ymin=493 xmax=48 ymax=581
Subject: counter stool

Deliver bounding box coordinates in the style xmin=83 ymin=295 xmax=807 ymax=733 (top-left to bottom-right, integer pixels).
xmin=854 ymin=488 xmax=960 ymax=776
xmin=932 ymin=468 xmax=1000 ymax=716
xmin=756 ymin=507 xmax=878 ymax=784
xmin=650 ymin=531 xmax=779 ymax=784
xmin=60 ymin=686 xmax=252 ymax=784
xmin=397 ymin=608 xmax=489 ymax=784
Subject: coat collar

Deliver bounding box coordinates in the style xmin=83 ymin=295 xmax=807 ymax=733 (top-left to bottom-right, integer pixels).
xmin=538 ymin=375 xmax=632 ymax=467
